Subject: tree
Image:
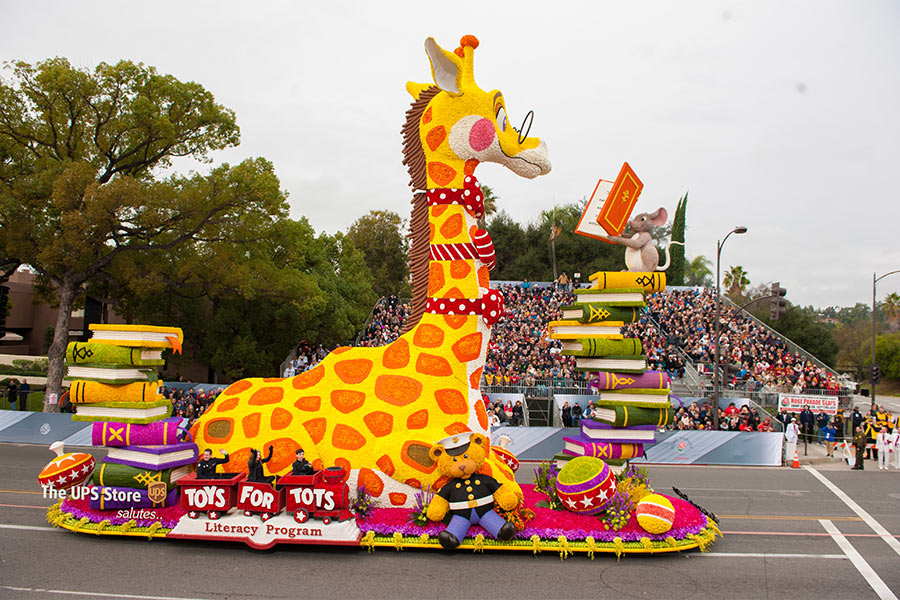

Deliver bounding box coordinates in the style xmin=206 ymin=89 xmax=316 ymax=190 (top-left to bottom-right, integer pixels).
xmin=477 ymin=184 xmax=497 ymax=230
xmin=835 ymin=320 xmax=875 ymax=381
xmin=723 ymin=265 xmax=750 ymax=297
xmin=669 ymin=193 xmax=687 ymax=285
xmin=875 ymin=333 xmax=900 ymax=380
xmin=684 ymin=255 xmax=712 ymax=287
xmin=0 ymin=57 xmax=251 ymax=410
xmin=757 ymin=305 xmax=839 ymax=368
xmin=882 ymin=292 xmax=900 ymax=332
xmin=345 ymin=210 xmax=409 ymax=298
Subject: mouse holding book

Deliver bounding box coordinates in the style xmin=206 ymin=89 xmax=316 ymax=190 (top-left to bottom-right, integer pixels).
xmin=606 ymin=207 xmax=684 ymax=272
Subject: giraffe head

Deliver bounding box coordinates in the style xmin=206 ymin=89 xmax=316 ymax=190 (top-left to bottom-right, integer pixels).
xmin=406 ymin=35 xmax=551 ymax=189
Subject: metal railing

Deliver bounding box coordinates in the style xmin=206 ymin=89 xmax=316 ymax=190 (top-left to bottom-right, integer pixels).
xmin=482 ymin=378 xmax=592 ymax=396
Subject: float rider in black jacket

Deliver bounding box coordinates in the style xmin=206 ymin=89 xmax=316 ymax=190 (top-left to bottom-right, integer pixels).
xmin=247 ymin=446 xmax=275 ymax=484
xmin=196 ymin=449 xmax=229 ymax=479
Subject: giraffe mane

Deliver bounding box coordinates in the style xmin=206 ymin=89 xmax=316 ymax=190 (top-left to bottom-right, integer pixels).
xmin=400 ymin=85 xmax=441 ymax=335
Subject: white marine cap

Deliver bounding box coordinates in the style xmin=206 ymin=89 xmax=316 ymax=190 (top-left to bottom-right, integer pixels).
xmin=436 ymin=431 xmax=476 ymax=456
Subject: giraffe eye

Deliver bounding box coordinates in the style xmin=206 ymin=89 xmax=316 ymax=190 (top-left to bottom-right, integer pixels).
xmin=496 ymin=106 xmax=507 ymax=132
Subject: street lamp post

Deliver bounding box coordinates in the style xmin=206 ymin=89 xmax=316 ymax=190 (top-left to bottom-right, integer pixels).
xmin=871 ymin=269 xmax=900 ymax=408
xmin=713 ymin=226 xmax=748 ymax=431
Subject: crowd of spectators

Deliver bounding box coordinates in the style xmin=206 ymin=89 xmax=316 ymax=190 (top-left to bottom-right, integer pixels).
xmin=669 ymin=399 xmax=776 ymax=432
xmin=645 ymin=288 xmax=842 ymax=395
xmin=161 ymin=385 xmax=225 ymax=430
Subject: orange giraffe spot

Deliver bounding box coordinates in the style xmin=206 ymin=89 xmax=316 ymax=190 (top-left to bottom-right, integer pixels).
xmin=334 ymin=457 xmax=352 ymax=480
xmin=302 ymin=418 xmax=327 ymax=445
xmin=376 ymin=454 xmax=395 ymax=477
xmin=477 ymin=265 xmax=490 ymax=289
xmin=444 ymin=287 xmax=464 ymax=299
xmin=216 ymin=396 xmax=240 ymax=413
xmin=223 ymin=380 xmax=252 ymax=395
xmin=332 ymin=346 xmax=351 ymax=354
xmin=334 ymin=359 xmax=373 ymax=384
xmin=406 ymin=409 xmax=429 ymax=429
xmin=452 ymin=332 xmax=483 ymax=363
xmin=266 ymin=438 xmax=302 ymax=473
xmin=223 ymin=447 xmax=251 ymax=473
xmin=312 ymin=458 xmax=324 ymax=471
xmin=475 ymin=401 xmax=489 ymax=429
xmin=331 ymin=389 xmax=366 ymax=414
xmin=431 ymin=204 xmax=449 ymax=217
xmin=401 ymin=440 xmax=437 ymax=474
xmin=294 ymin=395 xmax=321 ymax=412
xmin=270 ymin=407 xmax=292 ymax=430
xmin=262 ymin=378 xmax=282 ymax=383
xmin=433 ymin=475 xmax=451 ymax=491
xmin=444 ymin=422 xmax=470 ymax=435
xmin=189 ymin=421 xmax=199 ymax=441
xmin=429 ymin=222 xmax=436 ymax=243
xmin=382 ymin=338 xmax=410 ymax=369
xmin=450 ymin=260 xmax=471 ymax=279
xmin=416 ymin=353 xmax=453 ymax=377
xmin=404 ymin=478 xmax=422 ymax=489
xmin=413 ymin=323 xmax=444 ymax=348
xmin=469 ymin=367 xmax=484 ymax=389
xmin=478 ymin=462 xmax=494 ymax=477
xmin=427 ymin=263 xmax=445 ymax=296
xmin=292 ymin=365 xmax=325 ymax=390
xmin=358 ymin=468 xmax=384 ymax=497
xmin=426 ymin=125 xmax=446 ymax=151
xmin=389 ymin=493 xmax=408 ymax=506
xmin=435 ymin=389 xmax=468 ymax=414
xmin=332 ymin=424 xmax=366 ymax=451
xmin=464 ymin=158 xmax=479 ymax=176
xmin=363 ymin=411 xmax=394 ymax=437
xmin=428 ymin=162 xmax=456 ymax=187
xmin=203 ymin=418 xmax=233 ymax=444
xmin=468 ymin=225 xmax=478 ymax=238
xmin=444 ymin=314 xmax=468 ymax=329
xmin=439 ymin=213 xmax=463 ymax=239
xmin=249 ymin=387 xmax=283 ymax=406
xmin=242 ymin=413 xmax=261 ymax=438
xmin=422 ymin=106 xmax=432 ymax=124
xmin=375 ymin=375 xmax=423 ymax=407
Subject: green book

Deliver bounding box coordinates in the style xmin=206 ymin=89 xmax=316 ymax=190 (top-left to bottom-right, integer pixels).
xmin=560 ymin=303 xmax=642 ymax=324
xmin=593 ymin=405 xmax=675 ymax=428
xmin=66 ymin=342 xmax=165 ymax=367
xmin=574 ymin=355 xmax=647 ymax=373
xmin=72 ymin=399 xmax=172 ymax=424
xmin=92 ymin=461 xmax=190 ymax=491
xmin=561 ymin=337 xmax=642 ymax=357
xmin=573 ymin=288 xmax=646 ymax=305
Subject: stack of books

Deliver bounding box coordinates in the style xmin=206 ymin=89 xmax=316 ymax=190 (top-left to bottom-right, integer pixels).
xmin=67 ymin=325 xmax=183 ymax=424
xmin=549 ymin=272 xmax=672 ymax=473
xmin=64 ymin=324 xmax=195 ymax=510
xmin=88 ymin=418 xmax=196 ymax=510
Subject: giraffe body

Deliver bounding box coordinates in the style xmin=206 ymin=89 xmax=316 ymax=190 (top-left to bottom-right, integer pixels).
xmin=190 ymin=35 xmax=550 ymax=507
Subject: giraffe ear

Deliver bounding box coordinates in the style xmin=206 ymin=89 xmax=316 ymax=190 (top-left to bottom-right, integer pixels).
xmin=424 ymin=37 xmax=462 ymax=95
xmin=471 ymin=433 xmax=487 ymax=446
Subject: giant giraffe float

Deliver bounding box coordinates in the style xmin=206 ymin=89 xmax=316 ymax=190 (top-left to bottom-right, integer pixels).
xmin=190 ymin=35 xmax=551 ymax=508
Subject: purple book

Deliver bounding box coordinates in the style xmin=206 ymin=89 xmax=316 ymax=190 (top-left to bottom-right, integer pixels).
xmin=591 ymin=371 xmax=670 ymax=391
xmin=562 ymin=436 xmax=645 ymax=460
xmin=91 ymin=417 xmax=183 ymax=447
xmin=104 ymin=441 xmax=198 ymax=470
xmin=580 ymin=420 xmax=658 ymax=442
xmin=88 ymin=485 xmax=179 ymax=510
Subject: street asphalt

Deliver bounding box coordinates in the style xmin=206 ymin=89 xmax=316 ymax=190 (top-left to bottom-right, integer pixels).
xmin=1 ymin=442 xmax=898 ymax=600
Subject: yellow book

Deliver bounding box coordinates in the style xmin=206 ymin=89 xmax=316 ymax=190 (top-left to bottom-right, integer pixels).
xmin=89 ymin=324 xmax=183 ymax=353
xmin=587 ymin=271 xmax=666 ymax=293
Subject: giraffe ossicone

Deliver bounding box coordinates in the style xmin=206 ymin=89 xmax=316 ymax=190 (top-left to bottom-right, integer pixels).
xmin=190 ymin=35 xmax=551 ymax=508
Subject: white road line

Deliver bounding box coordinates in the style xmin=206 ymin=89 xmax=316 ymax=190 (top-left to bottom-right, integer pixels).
xmin=700 ymin=552 xmax=845 ymax=559
xmin=0 ymin=586 xmax=217 ymax=600
xmin=819 ymin=520 xmax=898 ymax=600
xmin=0 ymin=523 xmax=56 ymax=532
xmin=805 ymin=466 xmax=900 ymax=558
xmin=676 ymin=488 xmax=810 ymax=493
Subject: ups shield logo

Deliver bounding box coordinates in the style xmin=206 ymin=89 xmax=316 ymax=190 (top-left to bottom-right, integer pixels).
xmin=147 ymin=481 xmax=167 ymax=505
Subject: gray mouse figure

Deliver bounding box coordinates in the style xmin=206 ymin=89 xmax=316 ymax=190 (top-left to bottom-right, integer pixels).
xmin=606 ymin=207 xmax=683 ymax=272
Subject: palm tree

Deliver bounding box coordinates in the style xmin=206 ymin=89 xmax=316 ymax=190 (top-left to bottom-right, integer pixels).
xmin=684 ymin=255 xmax=713 ymax=287
xmin=722 ymin=265 xmax=750 ymax=297
xmin=883 ymin=292 xmax=900 ymax=332
xmin=478 ymin=184 xmax=497 ymax=229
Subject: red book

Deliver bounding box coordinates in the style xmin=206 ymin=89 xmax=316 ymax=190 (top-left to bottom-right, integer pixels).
xmin=596 ymin=162 xmax=643 ymax=237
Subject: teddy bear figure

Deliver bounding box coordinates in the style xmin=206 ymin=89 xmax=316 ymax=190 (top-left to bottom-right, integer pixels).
xmin=425 ymin=432 xmax=519 ymax=549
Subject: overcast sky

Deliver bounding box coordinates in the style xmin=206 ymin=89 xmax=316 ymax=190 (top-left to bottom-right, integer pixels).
xmin=2 ymin=0 xmax=898 ymax=309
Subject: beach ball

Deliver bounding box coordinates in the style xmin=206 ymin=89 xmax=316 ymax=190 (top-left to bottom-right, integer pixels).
xmin=636 ymin=493 xmax=675 ymax=534
xmin=38 ymin=441 xmax=95 ymax=490
xmin=556 ymin=456 xmax=616 ymax=515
